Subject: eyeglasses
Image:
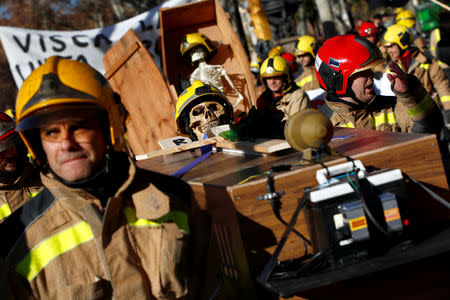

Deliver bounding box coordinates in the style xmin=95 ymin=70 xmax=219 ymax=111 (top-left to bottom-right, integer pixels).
xmin=39 ymin=119 xmax=100 ymax=143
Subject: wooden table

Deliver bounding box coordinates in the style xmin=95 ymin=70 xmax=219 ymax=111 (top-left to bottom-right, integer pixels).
xmin=137 ymin=127 xmax=450 ymax=299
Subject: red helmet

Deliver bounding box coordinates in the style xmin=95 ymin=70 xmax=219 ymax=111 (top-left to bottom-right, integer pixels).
xmin=315 ymin=34 xmax=384 ymax=95
xmin=358 ymin=21 xmax=378 ymax=38
xmin=281 ymin=52 xmax=298 ymax=73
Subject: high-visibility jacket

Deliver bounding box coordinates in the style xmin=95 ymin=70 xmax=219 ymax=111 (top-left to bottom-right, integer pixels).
xmin=325 ymin=75 xmax=443 ymax=133
xmin=295 ymin=66 xmax=321 ymax=92
xmin=429 ymin=28 xmax=449 ymax=70
xmin=257 ymin=84 xmax=311 ymax=120
xmin=0 ymin=154 xmax=203 ymax=299
xmin=392 ymin=49 xmax=450 ymax=111
xmin=0 ymin=163 xmax=42 ymax=223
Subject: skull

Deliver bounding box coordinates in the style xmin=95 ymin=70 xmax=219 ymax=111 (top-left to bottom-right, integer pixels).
xmin=188 ymin=100 xmax=230 ymax=140
xmin=190 ymin=47 xmax=207 ymax=63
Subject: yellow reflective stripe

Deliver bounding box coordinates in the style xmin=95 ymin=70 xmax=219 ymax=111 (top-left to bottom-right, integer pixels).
xmin=441 ymin=95 xmax=450 ymax=103
xmin=339 ymin=122 xmax=354 ymax=128
xmin=27 ymin=191 xmax=40 ymax=199
xmin=438 ymin=60 xmax=447 ymax=67
xmin=124 ymin=207 xmax=189 ymax=233
xmin=419 ymin=63 xmax=430 ymax=70
xmin=408 ymin=93 xmax=434 ymax=117
xmin=370 ymin=112 xmax=397 ymax=128
xmin=436 ymin=28 xmax=441 ymax=43
xmin=16 ymin=221 xmax=94 ymax=282
xmin=297 ymin=75 xmax=313 ymax=87
xmin=0 ymin=202 xmax=12 ymax=220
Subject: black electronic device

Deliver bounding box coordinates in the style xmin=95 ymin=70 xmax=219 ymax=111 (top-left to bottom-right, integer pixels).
xmin=304 ymin=160 xmax=410 ymax=265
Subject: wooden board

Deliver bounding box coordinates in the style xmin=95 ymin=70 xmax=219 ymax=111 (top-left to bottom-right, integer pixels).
xmin=159 ymin=0 xmax=256 ymax=116
xmin=216 ymin=138 xmax=291 ymax=153
xmin=135 ymin=137 xmax=220 ymax=160
xmin=103 ymin=29 xmax=177 ymax=155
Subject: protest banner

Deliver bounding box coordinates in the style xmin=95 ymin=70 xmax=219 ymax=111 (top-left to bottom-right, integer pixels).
xmin=0 ymin=0 xmax=190 ymax=88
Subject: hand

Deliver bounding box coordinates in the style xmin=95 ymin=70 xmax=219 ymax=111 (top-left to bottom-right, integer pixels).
xmin=386 ymin=61 xmax=408 ymax=93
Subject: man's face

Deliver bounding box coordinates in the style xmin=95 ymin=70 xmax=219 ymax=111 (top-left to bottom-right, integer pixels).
xmin=386 ymin=44 xmax=401 ymax=59
xmin=350 ymin=69 xmax=375 ymax=103
xmin=40 ymin=117 xmax=106 ymax=182
xmin=265 ymin=75 xmax=284 ymax=92
xmin=297 ymin=54 xmax=312 ymax=68
xmin=0 ymin=145 xmax=18 ymax=174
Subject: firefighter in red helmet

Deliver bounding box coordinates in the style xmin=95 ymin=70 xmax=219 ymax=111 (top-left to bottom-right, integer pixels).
xmin=315 ymin=34 xmax=443 ymax=134
xmin=0 ymin=111 xmax=42 ymax=223
xmin=358 ymin=21 xmax=388 ymax=69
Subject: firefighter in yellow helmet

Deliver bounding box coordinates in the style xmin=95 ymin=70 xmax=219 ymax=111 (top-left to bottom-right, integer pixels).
xmin=383 ymin=24 xmax=450 ymax=111
xmin=395 ymin=9 xmax=426 ymax=51
xmin=257 ymin=55 xmax=311 ymax=120
xmin=2 ymin=56 xmax=207 ymax=299
xmin=292 ymin=35 xmax=321 ymax=92
xmin=0 ymin=111 xmax=42 ymax=223
xmin=175 ymin=80 xmax=234 ymax=141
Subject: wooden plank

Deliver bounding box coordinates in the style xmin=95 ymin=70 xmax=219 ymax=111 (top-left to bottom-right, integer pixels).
xmin=135 ymin=137 xmax=221 ymax=160
xmin=103 ymin=29 xmax=177 ymax=155
xmin=216 ymin=139 xmax=291 ymax=153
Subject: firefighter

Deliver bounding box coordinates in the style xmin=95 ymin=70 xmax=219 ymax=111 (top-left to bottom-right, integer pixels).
xmin=292 ymin=35 xmax=321 ymax=92
xmin=383 ymin=24 xmax=450 ymax=111
xmin=257 ymin=55 xmax=311 ymax=120
xmin=358 ymin=21 xmax=388 ymax=67
xmin=395 ymin=9 xmax=426 ymax=51
xmin=0 ymin=56 xmax=207 ymax=299
xmin=0 ymin=111 xmax=41 ymax=223
xmin=315 ymin=34 xmax=443 ymax=134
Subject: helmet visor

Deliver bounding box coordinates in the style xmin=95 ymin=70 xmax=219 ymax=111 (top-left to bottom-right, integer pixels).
xmin=17 ymin=104 xmax=104 ymax=132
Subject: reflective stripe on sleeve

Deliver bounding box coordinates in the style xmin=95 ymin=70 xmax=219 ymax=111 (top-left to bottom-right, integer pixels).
xmin=440 ymin=95 xmax=450 ymax=103
xmin=370 ymin=112 xmax=397 ymax=128
xmin=419 ymin=63 xmax=430 ymax=70
xmin=27 ymin=191 xmax=40 ymax=199
xmin=297 ymin=75 xmax=313 ymax=87
xmin=124 ymin=207 xmax=189 ymax=234
xmin=408 ymin=93 xmax=434 ymax=118
xmin=0 ymin=202 xmax=12 ymax=220
xmin=339 ymin=122 xmax=354 ymax=128
xmin=436 ymin=28 xmax=441 ymax=43
xmin=16 ymin=221 xmax=94 ymax=282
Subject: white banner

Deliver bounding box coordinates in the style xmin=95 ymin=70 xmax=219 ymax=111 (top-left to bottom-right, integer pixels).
xmin=0 ymin=0 xmax=190 ymax=88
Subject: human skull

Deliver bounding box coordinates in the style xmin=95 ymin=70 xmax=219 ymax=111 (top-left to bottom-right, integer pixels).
xmin=188 ymin=100 xmax=230 ymax=140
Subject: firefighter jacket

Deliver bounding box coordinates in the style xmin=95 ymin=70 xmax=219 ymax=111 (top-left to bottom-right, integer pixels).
xmin=295 ymin=66 xmax=321 ymax=92
xmin=257 ymin=83 xmax=311 ymax=120
xmin=429 ymin=28 xmax=449 ymax=70
xmin=325 ymin=75 xmax=443 ymax=134
xmin=391 ymin=49 xmax=450 ymax=111
xmin=0 ymin=153 xmax=205 ymax=299
xmin=0 ymin=163 xmax=42 ymax=223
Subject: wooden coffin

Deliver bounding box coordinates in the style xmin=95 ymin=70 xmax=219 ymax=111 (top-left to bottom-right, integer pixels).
xmin=103 ymin=29 xmax=178 ymax=156
xmin=159 ymin=0 xmax=256 ymax=116
xmin=137 ymin=128 xmax=450 ymax=298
